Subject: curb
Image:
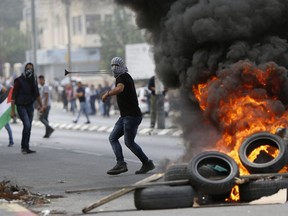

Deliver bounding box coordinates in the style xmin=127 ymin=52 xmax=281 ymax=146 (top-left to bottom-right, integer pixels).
xmin=32 ymin=120 xmax=183 ymax=137
xmin=0 ymin=203 xmax=37 ymax=216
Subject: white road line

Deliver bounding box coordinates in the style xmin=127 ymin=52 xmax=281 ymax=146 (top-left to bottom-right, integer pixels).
xmin=158 ymin=129 xmax=171 ymax=135
xmin=72 ymin=149 xmax=103 ymax=156
xmin=172 ymin=130 xmax=182 ymax=137
xmin=139 ymin=128 xmax=153 ymax=134
xmin=88 ymin=125 xmax=99 ymax=131
xmin=97 ymin=126 xmax=108 ymax=132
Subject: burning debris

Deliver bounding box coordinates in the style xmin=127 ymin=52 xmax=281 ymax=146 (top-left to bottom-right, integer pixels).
xmin=115 ymin=0 xmax=288 ymax=171
xmin=110 ymin=1 xmax=288 ymax=209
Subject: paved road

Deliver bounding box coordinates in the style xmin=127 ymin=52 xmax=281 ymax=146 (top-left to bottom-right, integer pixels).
xmin=1 ymin=103 xmax=288 ymax=215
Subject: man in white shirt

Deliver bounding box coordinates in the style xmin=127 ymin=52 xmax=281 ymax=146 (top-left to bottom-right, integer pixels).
xmin=38 ymin=75 xmax=54 ymax=138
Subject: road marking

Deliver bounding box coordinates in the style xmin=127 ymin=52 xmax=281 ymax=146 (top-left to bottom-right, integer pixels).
xmin=172 ymin=130 xmax=182 ymax=136
xmin=72 ymin=149 xmax=103 ymax=156
xmin=31 ymin=120 xmax=182 ymax=137
xmin=158 ymin=129 xmax=171 ymax=135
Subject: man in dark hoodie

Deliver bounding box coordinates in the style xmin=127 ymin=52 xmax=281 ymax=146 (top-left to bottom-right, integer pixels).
xmin=11 ymin=62 xmax=43 ymax=154
xmin=102 ymin=57 xmax=155 ymax=175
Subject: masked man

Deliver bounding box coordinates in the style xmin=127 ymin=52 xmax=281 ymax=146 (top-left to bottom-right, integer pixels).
xmin=11 ymin=62 xmax=43 ymax=154
xmin=102 ymin=57 xmax=155 ymax=175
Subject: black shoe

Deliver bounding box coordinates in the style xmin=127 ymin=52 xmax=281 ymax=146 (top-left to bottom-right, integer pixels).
xmin=85 ymin=121 xmax=90 ymax=124
xmin=21 ymin=148 xmax=27 ymax=153
xmin=22 ymin=149 xmax=36 ymax=154
xmin=73 ymin=120 xmax=77 ymax=123
xmin=135 ymin=160 xmax=155 ymax=174
xmin=107 ymin=162 xmax=128 ymax=175
xmin=8 ymin=143 xmax=14 ymax=147
xmin=46 ymin=128 xmax=54 ymax=138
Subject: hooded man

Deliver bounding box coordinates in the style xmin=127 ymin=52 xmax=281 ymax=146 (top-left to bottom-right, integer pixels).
xmin=11 ymin=62 xmax=44 ymax=154
xmin=102 ymin=57 xmax=155 ymax=175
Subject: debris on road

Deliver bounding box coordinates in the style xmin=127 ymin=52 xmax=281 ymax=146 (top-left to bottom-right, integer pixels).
xmin=0 ymin=180 xmax=63 ymax=207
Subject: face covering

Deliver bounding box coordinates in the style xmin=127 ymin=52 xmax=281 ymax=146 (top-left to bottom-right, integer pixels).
xmin=111 ymin=57 xmax=128 ymax=78
xmin=24 ymin=69 xmax=33 ymax=78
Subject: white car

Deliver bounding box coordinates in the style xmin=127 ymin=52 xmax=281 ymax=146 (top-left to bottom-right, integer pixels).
xmin=136 ymin=87 xmax=169 ymax=115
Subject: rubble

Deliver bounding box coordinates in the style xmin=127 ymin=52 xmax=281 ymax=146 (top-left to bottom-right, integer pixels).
xmin=0 ymin=180 xmax=62 ymax=207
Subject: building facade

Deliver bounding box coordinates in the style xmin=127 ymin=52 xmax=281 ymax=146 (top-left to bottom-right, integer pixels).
xmin=21 ymin=0 xmax=114 ymax=82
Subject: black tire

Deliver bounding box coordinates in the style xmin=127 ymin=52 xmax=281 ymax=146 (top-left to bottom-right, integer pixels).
xmin=239 ymin=177 xmax=288 ymax=202
xmin=134 ymin=185 xmax=194 ymax=210
xmin=239 ymin=132 xmax=288 ymax=173
xmin=187 ymin=151 xmax=239 ymax=195
xmin=164 ymin=163 xmax=189 ymax=181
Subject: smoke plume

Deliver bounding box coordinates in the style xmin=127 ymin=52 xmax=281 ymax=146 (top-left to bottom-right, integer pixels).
xmin=115 ymin=0 xmax=288 ymax=160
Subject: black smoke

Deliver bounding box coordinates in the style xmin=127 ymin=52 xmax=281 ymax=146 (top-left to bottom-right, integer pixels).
xmin=115 ymin=0 xmax=288 ymax=159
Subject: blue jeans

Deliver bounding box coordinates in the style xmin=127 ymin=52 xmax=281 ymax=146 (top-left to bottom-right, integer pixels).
xmin=109 ymin=116 xmax=149 ymax=163
xmin=17 ymin=104 xmax=34 ymax=150
xmin=39 ymin=105 xmax=53 ymax=135
xmin=5 ymin=123 xmax=14 ymax=144
xmin=75 ymin=101 xmax=90 ymax=122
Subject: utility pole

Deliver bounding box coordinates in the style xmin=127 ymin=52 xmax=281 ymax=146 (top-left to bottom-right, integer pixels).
xmin=31 ymin=0 xmax=37 ymax=71
xmin=65 ymin=0 xmax=72 ymax=72
xmin=155 ymin=75 xmax=165 ymax=129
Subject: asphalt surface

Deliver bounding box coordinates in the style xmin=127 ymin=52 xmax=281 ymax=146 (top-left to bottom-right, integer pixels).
xmin=1 ymin=102 xmax=288 ymax=215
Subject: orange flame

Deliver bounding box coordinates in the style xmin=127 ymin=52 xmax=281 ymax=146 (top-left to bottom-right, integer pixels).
xmin=192 ymin=62 xmax=288 ymax=200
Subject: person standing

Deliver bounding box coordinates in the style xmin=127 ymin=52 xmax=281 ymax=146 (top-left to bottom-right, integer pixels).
xmin=11 ymin=62 xmax=44 ymax=154
xmin=102 ymin=81 xmax=112 ymax=117
xmin=89 ymin=84 xmax=97 ymax=115
xmin=73 ymin=81 xmax=90 ymax=124
xmin=102 ymin=57 xmax=155 ymax=175
xmin=38 ymin=75 xmax=54 ymax=138
xmin=148 ymin=76 xmax=167 ymax=128
xmin=148 ymin=76 xmax=156 ymax=128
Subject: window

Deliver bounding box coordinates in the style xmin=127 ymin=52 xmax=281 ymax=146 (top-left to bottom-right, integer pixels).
xmin=72 ymin=16 xmax=82 ymax=35
xmin=85 ymin=14 xmax=101 ymax=34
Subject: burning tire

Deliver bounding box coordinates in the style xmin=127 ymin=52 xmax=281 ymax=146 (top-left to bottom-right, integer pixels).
xmin=134 ymin=185 xmax=194 ymax=210
xmin=187 ymin=151 xmax=239 ymax=195
xmin=238 ymin=132 xmax=288 ymax=173
xmin=164 ymin=163 xmax=189 ymax=181
xmin=239 ymin=177 xmax=288 ymax=202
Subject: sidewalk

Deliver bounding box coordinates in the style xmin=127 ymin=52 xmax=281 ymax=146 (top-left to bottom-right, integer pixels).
xmin=31 ymin=102 xmax=183 ymax=137
xmin=0 ymin=204 xmax=37 ymax=216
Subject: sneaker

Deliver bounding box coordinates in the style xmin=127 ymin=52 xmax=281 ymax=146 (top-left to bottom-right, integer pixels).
xmin=26 ymin=149 xmax=36 ymax=154
xmin=73 ymin=120 xmax=77 ymax=123
xmin=46 ymin=128 xmax=55 ymax=138
xmin=8 ymin=143 xmax=14 ymax=147
xmin=107 ymin=162 xmax=128 ymax=175
xmin=85 ymin=121 xmax=90 ymax=124
xmin=21 ymin=148 xmax=27 ymax=153
xmin=22 ymin=149 xmax=36 ymax=154
xmin=135 ymin=160 xmax=155 ymax=174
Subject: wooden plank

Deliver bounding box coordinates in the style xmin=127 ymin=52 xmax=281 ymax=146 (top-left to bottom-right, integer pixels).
xmin=82 ymin=173 xmax=164 ymax=214
xmin=66 ymin=179 xmax=189 ymax=194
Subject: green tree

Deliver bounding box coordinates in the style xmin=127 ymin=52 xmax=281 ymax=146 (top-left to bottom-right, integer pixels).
xmin=0 ymin=28 xmax=29 ymax=64
xmin=99 ymin=6 xmax=145 ymax=70
xmin=0 ymin=0 xmax=28 ymax=65
xmin=0 ymin=0 xmax=23 ymax=29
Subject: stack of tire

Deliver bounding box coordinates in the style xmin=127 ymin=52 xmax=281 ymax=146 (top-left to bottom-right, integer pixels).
xmin=134 ymin=132 xmax=288 ymax=210
xmin=238 ymin=132 xmax=288 ymax=202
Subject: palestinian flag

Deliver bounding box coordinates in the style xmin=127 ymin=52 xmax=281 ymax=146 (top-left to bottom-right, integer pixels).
xmin=0 ymin=87 xmax=13 ymax=130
